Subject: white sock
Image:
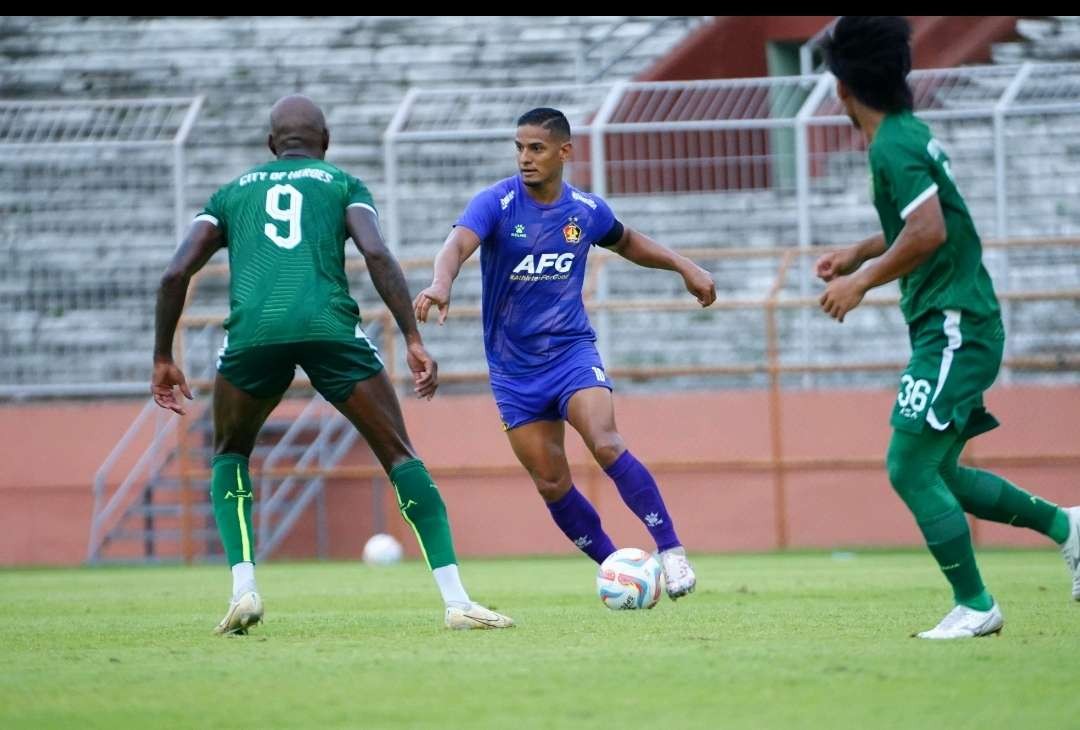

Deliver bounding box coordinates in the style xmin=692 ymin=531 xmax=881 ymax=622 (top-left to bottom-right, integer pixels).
xmin=231 ymin=561 xmax=257 ymax=601
xmin=432 ymin=564 xmax=471 ymax=608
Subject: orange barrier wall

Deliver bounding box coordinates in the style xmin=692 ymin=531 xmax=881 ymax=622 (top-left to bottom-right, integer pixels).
xmin=3 ymin=386 xmax=1079 ymax=566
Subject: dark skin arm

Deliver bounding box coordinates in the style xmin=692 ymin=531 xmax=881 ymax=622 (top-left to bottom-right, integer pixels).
xmin=818 ymin=195 xmax=948 ymax=322
xmin=606 ymin=225 xmax=717 ymax=306
xmin=152 ymin=221 xmax=224 ymax=414
xmin=345 ymin=207 xmax=438 ymax=400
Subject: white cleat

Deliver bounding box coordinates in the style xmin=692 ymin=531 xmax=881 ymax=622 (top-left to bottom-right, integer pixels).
xmin=659 ymin=546 xmax=696 ymax=601
xmin=444 ymin=602 xmax=515 ymax=630
xmin=1059 ymin=506 xmax=1080 ymax=601
xmin=914 ymin=602 xmax=1003 ymax=640
xmin=213 ymin=591 xmax=264 ymax=636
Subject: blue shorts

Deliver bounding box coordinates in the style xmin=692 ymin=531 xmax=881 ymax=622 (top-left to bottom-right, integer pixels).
xmin=489 ymin=342 xmax=613 ymax=431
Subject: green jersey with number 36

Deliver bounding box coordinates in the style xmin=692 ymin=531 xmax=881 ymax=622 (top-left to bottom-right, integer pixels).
xmin=869 ymin=111 xmax=1000 ymax=325
xmin=197 ymin=158 xmax=377 ymax=349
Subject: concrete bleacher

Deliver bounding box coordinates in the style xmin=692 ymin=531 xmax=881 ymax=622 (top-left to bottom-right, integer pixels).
xmin=993 ymin=17 xmax=1080 ymax=63
xmin=0 ymin=15 xmax=704 ymax=393
xmin=2 ymin=16 xmax=1078 ymax=394
xmin=0 ymin=16 xmax=702 ymax=196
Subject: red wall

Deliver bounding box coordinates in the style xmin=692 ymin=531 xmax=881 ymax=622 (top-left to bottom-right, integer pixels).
xmin=641 ymin=16 xmax=1025 ymax=82
xmin=596 ymin=17 xmax=1027 ymax=195
xmin=3 ymin=386 xmax=1078 ymax=565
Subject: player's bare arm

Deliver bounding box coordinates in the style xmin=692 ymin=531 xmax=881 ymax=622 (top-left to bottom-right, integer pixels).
xmin=346 ymin=207 xmax=438 ymax=400
xmin=152 ymin=220 xmax=224 ymax=414
xmin=820 ymin=194 xmax=946 ymax=322
xmin=413 ymin=226 xmax=482 ymax=325
xmin=815 ymin=233 xmax=887 ymax=282
xmin=607 ymin=226 xmax=717 ymax=307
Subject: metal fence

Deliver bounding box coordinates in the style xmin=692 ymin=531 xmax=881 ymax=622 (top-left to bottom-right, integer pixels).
xmin=5 ymin=63 xmax=1080 ymax=397
xmin=383 ymin=63 xmax=1080 ymax=388
xmin=0 ymin=97 xmax=203 ymax=397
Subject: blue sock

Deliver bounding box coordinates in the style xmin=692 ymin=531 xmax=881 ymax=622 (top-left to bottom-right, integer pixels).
xmin=604 ymin=450 xmax=681 ymax=552
xmin=546 ymin=486 xmax=617 ymax=564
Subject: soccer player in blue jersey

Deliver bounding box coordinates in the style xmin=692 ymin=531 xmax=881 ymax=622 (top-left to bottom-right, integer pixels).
xmin=413 ymin=108 xmax=716 ymax=600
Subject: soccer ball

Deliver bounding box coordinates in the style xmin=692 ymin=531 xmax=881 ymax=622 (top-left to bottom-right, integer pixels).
xmin=362 ymin=533 xmax=403 ymax=566
xmin=596 ymin=548 xmax=663 ymax=610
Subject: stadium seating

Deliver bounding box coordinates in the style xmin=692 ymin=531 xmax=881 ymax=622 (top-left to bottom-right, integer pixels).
xmin=1 ymin=16 xmax=1077 ymax=395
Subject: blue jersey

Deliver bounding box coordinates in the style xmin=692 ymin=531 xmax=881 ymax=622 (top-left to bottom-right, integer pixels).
xmin=456 ymin=176 xmax=623 ymax=375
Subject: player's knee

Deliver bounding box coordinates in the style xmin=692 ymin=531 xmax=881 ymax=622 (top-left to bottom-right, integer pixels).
xmin=886 ymin=440 xmax=929 ymax=495
xmin=531 ymin=473 xmax=571 ymax=502
xmin=589 ymin=434 xmax=625 ymax=468
xmin=213 ymin=435 xmax=253 ymax=458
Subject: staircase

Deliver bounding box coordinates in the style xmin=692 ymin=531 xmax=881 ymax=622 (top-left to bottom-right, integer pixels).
xmin=87 ymin=322 xmax=373 ymax=564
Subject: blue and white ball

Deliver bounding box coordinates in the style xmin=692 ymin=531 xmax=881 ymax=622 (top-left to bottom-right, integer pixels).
xmin=596 ymin=548 xmax=663 ymax=610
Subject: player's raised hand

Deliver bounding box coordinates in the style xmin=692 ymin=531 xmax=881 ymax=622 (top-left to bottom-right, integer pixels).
xmin=406 ymin=339 xmax=439 ymax=400
xmin=815 ymin=247 xmax=861 ymax=282
xmin=151 ymin=359 xmax=193 ymax=415
xmin=683 ymin=264 xmax=717 ymax=307
xmin=413 ymin=283 xmax=451 ymax=325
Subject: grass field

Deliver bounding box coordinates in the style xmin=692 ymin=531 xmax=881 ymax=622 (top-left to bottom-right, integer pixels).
xmin=2 ymin=550 xmax=1078 ymax=729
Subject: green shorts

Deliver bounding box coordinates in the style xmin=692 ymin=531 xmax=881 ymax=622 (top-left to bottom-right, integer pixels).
xmin=216 ymin=334 xmax=384 ymax=403
xmin=890 ymin=308 xmax=1004 ymax=440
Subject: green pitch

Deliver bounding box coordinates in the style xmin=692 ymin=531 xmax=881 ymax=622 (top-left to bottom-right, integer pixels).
xmin=2 ymin=551 xmax=1078 ymax=729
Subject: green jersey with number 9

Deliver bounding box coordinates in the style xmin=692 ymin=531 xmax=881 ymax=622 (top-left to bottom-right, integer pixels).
xmin=869 ymin=111 xmax=1000 ymax=325
xmin=196 ymin=158 xmax=377 ymax=349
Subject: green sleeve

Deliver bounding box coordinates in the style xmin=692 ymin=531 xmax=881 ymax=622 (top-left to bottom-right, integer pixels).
xmin=871 ymin=139 xmax=939 ymax=220
xmin=195 ymin=186 xmax=228 ymax=237
xmin=346 ymin=175 xmax=378 ymax=217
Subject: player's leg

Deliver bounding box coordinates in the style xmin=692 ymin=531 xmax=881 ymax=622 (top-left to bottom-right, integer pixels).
xmin=504 ymin=419 xmax=617 ymax=564
xmin=210 ymin=347 xmax=292 ymax=635
xmin=565 ymin=387 xmax=679 ymax=550
xmin=564 ymin=386 xmax=694 ymax=599
xmin=886 ymin=428 xmax=1002 ymax=638
xmin=307 ymin=340 xmax=511 ymax=628
xmin=939 ymin=436 xmax=1079 ymax=599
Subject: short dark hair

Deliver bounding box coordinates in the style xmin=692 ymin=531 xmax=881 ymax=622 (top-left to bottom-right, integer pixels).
xmin=821 ymin=16 xmax=914 ymax=113
xmin=516 ymin=107 xmax=571 ymax=140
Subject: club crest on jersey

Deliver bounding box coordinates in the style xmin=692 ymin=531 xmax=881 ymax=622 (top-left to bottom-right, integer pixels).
xmin=562 ymin=217 xmax=582 ymax=244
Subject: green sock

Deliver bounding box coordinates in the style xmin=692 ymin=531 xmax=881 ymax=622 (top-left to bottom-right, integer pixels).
xmin=918 ymin=507 xmax=993 ymax=611
xmin=887 ymin=429 xmax=992 ymax=611
xmin=390 ymin=458 xmax=457 ymax=570
xmin=210 ymin=453 xmax=255 ymax=566
xmin=948 ymin=465 xmax=1069 ymax=544
xmin=1049 ymin=510 xmax=1071 ymax=545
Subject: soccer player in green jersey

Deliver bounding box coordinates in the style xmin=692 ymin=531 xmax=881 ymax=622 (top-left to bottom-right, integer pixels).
xmin=151 ymin=95 xmax=513 ymax=634
xmin=816 ymin=17 xmax=1080 ymax=639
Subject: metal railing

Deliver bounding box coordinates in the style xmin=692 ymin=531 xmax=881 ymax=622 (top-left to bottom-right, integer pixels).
xmin=178 ymin=237 xmax=1080 ymax=391
xmin=157 ymin=237 xmax=1080 ymax=552
xmin=0 ymin=96 xmax=204 ymax=398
